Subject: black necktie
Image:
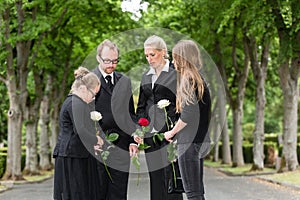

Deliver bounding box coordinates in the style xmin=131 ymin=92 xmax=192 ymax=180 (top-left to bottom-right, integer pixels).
xmin=105 ymin=75 xmax=114 ymax=92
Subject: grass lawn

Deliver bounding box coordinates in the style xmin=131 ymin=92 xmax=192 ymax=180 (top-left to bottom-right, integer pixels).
xmin=15 ymin=170 xmax=54 ymax=184
xmin=260 ymin=169 xmax=300 ymax=187
xmin=204 ymin=160 xmax=300 ymax=187
xmin=204 ymin=160 xmax=276 ymax=175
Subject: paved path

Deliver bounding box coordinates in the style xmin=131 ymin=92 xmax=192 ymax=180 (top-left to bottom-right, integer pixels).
xmin=1 ymin=167 xmax=300 ymax=200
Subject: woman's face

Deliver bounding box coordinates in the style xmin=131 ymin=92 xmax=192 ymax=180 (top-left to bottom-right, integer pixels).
xmin=144 ymin=48 xmax=165 ymax=69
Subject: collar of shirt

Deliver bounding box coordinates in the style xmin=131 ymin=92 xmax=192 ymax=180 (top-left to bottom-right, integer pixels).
xmin=146 ymin=60 xmax=169 ymax=88
xmin=146 ymin=59 xmax=170 ymax=76
xmin=99 ymin=66 xmax=114 ymax=84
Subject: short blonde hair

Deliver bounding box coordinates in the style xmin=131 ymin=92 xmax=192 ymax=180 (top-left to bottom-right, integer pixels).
xmin=97 ymin=39 xmax=119 ymax=57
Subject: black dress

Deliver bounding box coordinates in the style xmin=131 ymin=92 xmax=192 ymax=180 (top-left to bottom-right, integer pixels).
xmin=53 ymin=94 xmax=101 ymax=200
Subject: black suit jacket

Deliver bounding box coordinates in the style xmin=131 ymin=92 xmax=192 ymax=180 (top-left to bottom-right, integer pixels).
xmin=136 ymin=65 xmax=178 ymax=142
xmin=93 ymin=67 xmax=136 ymax=150
xmin=53 ymin=95 xmax=98 ymax=158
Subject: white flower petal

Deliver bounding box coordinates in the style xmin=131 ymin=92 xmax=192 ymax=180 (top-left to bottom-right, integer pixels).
xmin=90 ymin=111 xmax=102 ymax=121
xmin=157 ymin=99 xmax=171 ymax=109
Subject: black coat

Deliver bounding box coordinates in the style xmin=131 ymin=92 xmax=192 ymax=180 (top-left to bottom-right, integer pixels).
xmin=53 ymin=95 xmax=98 ymax=158
xmin=136 ymin=66 xmax=178 ymax=150
xmin=136 ymin=66 xmax=178 ymax=134
xmin=93 ymin=67 xmax=136 ymax=150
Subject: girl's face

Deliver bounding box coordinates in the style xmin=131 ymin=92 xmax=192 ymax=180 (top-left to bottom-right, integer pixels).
xmin=172 ymin=57 xmax=181 ymax=73
xmin=86 ymin=83 xmax=100 ymax=103
xmin=144 ymin=48 xmax=165 ymax=69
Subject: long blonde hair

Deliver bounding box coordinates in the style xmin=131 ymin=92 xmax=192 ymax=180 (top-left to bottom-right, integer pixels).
xmin=172 ymin=40 xmax=204 ymax=112
xmin=70 ymin=66 xmax=100 ymax=93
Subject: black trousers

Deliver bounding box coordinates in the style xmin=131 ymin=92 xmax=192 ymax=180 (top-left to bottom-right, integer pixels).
xmin=144 ymin=137 xmax=183 ymax=200
xmin=97 ymin=147 xmax=130 ymax=200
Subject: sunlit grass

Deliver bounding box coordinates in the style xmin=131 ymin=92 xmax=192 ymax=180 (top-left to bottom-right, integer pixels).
xmin=262 ymin=169 xmax=300 ymax=186
xmin=0 ymin=184 xmax=6 ymax=190
xmin=20 ymin=170 xmax=53 ymax=183
xmin=205 ymin=160 xmax=300 ymax=186
xmin=204 ymin=160 xmax=276 ymax=175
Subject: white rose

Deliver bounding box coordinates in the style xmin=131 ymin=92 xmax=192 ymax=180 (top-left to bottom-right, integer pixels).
xmin=157 ymin=99 xmax=171 ymax=109
xmin=90 ymin=111 xmax=102 ymax=121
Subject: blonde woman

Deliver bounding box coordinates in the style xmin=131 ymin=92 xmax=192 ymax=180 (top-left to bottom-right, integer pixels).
xmin=135 ymin=35 xmax=183 ymax=200
xmin=53 ymin=67 xmax=103 ymax=200
xmin=164 ymin=40 xmax=211 ymax=200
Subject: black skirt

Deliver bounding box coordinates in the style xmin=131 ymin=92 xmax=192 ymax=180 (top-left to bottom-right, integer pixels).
xmin=53 ymin=155 xmax=101 ymax=200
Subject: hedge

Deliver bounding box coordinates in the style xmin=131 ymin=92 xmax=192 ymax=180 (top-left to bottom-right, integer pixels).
xmin=0 ymin=152 xmax=26 ymax=179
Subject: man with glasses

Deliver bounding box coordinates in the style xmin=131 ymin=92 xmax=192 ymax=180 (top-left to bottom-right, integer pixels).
xmin=93 ymin=39 xmax=138 ymax=200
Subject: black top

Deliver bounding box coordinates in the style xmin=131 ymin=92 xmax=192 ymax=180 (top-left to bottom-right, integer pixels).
xmin=177 ymin=81 xmax=211 ymax=144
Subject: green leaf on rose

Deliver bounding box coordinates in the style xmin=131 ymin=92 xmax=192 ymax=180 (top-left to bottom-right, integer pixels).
xmin=101 ymin=151 xmax=110 ymax=161
xmin=106 ymin=133 xmax=119 ymax=142
xmin=138 ymin=143 xmax=151 ymax=150
xmin=132 ymin=155 xmax=140 ymax=170
xmin=153 ymin=132 xmax=164 ymax=144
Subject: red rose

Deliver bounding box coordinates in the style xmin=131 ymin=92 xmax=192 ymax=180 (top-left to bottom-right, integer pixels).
xmin=138 ymin=118 xmax=149 ymax=127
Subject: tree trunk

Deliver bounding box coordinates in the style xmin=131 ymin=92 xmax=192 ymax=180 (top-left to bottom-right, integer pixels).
xmin=232 ymin=105 xmax=244 ymax=167
xmin=251 ymin=75 xmax=266 ymax=170
xmin=2 ymin=6 xmax=24 ymax=180
xmin=50 ymin=103 xmax=60 ymax=165
xmin=231 ymin=32 xmax=250 ymax=167
xmin=221 ymin=116 xmax=231 ymax=164
xmin=247 ymin=35 xmax=269 ymax=170
xmin=212 ymin=113 xmax=220 ymax=162
xmin=280 ymin=62 xmax=299 ymax=171
xmin=4 ymin=103 xmax=23 ymax=180
xmin=39 ymin=77 xmax=52 ymax=170
xmin=212 ymin=38 xmax=232 ymax=164
xmin=267 ymin=0 xmax=300 ymax=172
xmin=23 ymin=120 xmax=39 ymax=175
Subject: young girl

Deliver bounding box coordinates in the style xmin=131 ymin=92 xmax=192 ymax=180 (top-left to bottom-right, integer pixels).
xmin=53 ymin=66 xmax=103 ymax=200
xmin=165 ymin=40 xmax=211 ymax=200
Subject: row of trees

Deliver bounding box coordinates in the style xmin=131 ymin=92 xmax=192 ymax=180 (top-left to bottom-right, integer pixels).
xmin=0 ymin=0 xmax=299 ymax=180
xmin=139 ymin=0 xmax=299 ymax=170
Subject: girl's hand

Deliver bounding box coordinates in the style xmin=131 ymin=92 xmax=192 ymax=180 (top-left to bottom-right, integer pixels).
xmin=133 ymin=135 xmax=143 ymax=144
xmin=164 ymin=131 xmax=174 ymax=142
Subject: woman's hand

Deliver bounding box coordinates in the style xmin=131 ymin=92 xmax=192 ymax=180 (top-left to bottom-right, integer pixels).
xmin=133 ymin=135 xmax=143 ymax=144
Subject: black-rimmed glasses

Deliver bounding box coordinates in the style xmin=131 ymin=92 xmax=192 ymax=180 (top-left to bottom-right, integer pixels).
xmin=100 ymin=56 xmax=119 ymax=64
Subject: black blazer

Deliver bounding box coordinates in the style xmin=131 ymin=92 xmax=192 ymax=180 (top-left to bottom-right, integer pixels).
xmin=93 ymin=67 xmax=136 ymax=150
xmin=136 ymin=65 xmax=178 ymax=137
xmin=53 ymin=95 xmax=98 ymax=158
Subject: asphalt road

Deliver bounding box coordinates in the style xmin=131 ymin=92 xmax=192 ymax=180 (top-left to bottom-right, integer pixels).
xmin=1 ymin=167 xmax=300 ymax=200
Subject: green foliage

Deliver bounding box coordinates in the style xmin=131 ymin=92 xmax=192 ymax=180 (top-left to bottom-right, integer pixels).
xmin=242 ymin=123 xmax=255 ymax=142
xmin=264 ymin=133 xmax=279 ymax=144
xmin=0 ymin=153 xmax=6 ymax=178
xmin=0 ymin=85 xmax=8 ymax=142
